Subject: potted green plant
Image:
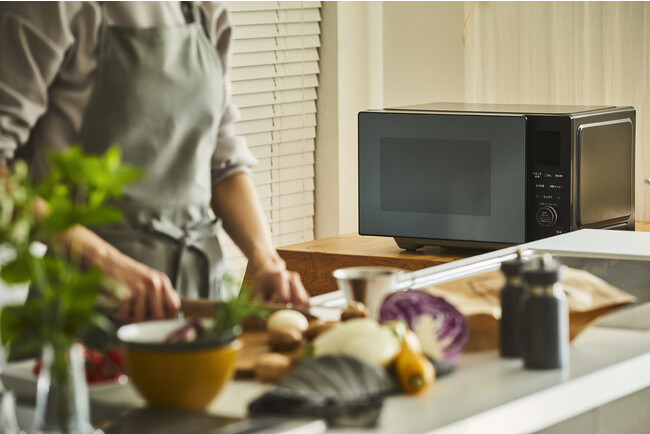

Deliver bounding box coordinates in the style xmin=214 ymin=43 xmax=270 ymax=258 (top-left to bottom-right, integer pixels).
xmin=0 ymin=146 xmax=142 ymax=433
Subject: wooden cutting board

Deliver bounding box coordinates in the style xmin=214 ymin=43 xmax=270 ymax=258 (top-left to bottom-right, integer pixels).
xmin=234 ymin=331 xmax=305 ymax=379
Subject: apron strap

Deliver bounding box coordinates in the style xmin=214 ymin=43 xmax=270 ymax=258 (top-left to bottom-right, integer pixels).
xmin=96 ymin=2 xmax=109 ymax=57
xmin=148 ymin=217 xmax=223 ymax=298
xmin=181 ymin=1 xmax=211 ymax=41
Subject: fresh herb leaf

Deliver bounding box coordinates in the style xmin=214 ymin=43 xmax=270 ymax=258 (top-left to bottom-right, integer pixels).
xmin=208 ymin=276 xmax=269 ymax=337
xmin=0 ymin=145 xmax=143 ymax=357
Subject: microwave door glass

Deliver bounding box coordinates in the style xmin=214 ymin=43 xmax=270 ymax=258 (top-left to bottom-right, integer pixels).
xmin=380 ymin=137 xmax=492 ymax=216
xmin=358 ymin=111 xmax=527 ymax=246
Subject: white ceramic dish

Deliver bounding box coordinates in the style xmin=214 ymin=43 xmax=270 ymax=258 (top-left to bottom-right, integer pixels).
xmin=0 ymin=359 xmax=141 ymax=406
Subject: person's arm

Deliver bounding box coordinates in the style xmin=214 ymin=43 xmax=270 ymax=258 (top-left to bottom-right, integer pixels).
xmin=1 ymin=160 xmax=180 ymax=322
xmin=200 ymin=4 xmax=308 ymax=308
xmin=211 ymin=172 xmax=310 ymax=309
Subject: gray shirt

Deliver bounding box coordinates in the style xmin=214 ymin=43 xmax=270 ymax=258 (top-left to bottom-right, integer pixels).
xmin=0 ymin=1 xmax=256 ymax=183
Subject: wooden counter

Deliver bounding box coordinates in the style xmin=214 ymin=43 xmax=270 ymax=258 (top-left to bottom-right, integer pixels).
xmin=279 ymin=221 xmax=650 ymax=296
xmin=277 ymin=234 xmax=482 ymax=296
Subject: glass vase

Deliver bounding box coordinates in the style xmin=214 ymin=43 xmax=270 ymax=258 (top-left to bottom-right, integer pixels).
xmin=33 ymin=342 xmax=94 ymax=434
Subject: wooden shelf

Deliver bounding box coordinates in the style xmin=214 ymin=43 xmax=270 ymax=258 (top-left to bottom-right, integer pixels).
xmin=278 ymin=222 xmax=650 ymax=296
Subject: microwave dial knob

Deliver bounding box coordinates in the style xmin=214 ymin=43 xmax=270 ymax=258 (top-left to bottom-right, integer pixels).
xmin=536 ymin=206 xmax=558 ymax=227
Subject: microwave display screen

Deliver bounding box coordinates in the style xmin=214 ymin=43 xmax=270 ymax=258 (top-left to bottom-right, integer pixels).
xmin=380 ymin=137 xmax=492 ymax=216
xmin=536 ymin=131 xmax=561 ymax=166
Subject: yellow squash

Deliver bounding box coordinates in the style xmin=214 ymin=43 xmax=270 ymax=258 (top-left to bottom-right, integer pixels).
xmin=395 ymin=330 xmax=435 ymax=395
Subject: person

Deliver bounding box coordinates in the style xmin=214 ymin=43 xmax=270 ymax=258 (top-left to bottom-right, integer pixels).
xmin=0 ymin=2 xmax=310 ymax=323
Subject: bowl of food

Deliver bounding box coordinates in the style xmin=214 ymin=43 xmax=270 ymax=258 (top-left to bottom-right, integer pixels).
xmin=117 ymin=318 xmax=241 ymax=410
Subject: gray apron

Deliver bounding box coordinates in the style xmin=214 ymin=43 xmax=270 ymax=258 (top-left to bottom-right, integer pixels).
xmin=78 ymin=2 xmax=228 ymax=300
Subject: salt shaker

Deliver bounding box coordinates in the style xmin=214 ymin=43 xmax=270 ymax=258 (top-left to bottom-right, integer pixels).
xmin=522 ymin=254 xmax=569 ymax=369
xmin=499 ymin=250 xmax=528 ymax=358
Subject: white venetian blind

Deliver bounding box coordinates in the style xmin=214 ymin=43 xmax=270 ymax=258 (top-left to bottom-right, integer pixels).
xmin=219 ymin=1 xmax=321 ymax=278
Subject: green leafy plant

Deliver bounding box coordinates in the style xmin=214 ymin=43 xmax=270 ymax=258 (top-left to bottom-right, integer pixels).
xmin=208 ymin=275 xmax=269 ymax=336
xmin=0 ymin=146 xmax=143 ymax=357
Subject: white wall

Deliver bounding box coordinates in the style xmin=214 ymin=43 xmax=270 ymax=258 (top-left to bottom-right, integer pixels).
xmin=314 ymin=1 xmax=650 ymax=240
xmin=315 ymin=1 xmax=465 ymax=239
xmin=382 ymin=2 xmax=465 ymax=108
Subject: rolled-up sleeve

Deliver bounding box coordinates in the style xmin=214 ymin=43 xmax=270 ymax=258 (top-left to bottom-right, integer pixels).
xmin=203 ymin=2 xmax=258 ymax=185
xmin=0 ymin=4 xmax=73 ymax=162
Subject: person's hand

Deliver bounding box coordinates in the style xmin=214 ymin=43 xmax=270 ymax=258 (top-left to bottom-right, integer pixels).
xmin=56 ymin=221 xmax=181 ymax=324
xmin=249 ymin=257 xmax=310 ymax=310
xmin=105 ymin=252 xmax=181 ymax=323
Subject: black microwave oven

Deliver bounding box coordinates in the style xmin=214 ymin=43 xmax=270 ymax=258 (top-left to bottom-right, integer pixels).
xmin=358 ymin=102 xmax=635 ymax=250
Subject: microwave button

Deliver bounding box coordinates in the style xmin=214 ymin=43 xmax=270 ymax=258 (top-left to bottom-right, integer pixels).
xmin=536 ymin=206 xmax=558 ymax=227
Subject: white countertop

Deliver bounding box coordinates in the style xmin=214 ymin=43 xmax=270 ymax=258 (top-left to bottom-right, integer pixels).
xmin=2 ymin=229 xmax=650 ymax=433
xmin=3 ymin=324 xmax=648 ymax=434
xmin=335 ymin=326 xmax=650 ymax=434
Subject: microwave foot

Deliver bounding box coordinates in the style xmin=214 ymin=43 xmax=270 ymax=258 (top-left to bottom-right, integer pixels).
xmin=394 ymin=237 xmax=424 ymax=251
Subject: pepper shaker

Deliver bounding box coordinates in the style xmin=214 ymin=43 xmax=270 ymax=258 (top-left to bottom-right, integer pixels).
xmin=499 ymin=250 xmax=529 ymax=358
xmin=522 ymin=254 xmax=569 ymax=370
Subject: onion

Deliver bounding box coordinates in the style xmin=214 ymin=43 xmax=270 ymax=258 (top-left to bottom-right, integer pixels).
xmin=312 ymin=318 xmax=401 ymax=367
xmin=379 ymin=290 xmax=469 ymax=362
xmin=266 ymin=309 xmax=309 ymax=333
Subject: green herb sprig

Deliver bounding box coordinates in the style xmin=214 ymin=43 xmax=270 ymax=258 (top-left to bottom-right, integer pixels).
xmin=208 ymin=275 xmax=269 ymax=337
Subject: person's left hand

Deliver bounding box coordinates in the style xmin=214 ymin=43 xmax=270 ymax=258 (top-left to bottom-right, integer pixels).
xmin=249 ymin=258 xmax=310 ymax=310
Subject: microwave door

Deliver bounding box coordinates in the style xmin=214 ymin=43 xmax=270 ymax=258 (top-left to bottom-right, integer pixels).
xmin=358 ymin=111 xmax=527 ymax=248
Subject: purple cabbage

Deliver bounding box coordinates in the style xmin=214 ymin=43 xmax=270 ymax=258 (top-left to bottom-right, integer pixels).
xmin=379 ymin=290 xmax=469 ymax=362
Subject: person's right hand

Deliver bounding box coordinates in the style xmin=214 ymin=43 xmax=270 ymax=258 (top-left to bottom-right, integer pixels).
xmin=60 ymin=224 xmax=181 ymax=323
xmin=105 ymin=252 xmax=181 ymax=323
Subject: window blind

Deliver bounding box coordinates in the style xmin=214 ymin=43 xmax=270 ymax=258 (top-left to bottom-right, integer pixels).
xmin=219 ymin=1 xmax=321 ymax=278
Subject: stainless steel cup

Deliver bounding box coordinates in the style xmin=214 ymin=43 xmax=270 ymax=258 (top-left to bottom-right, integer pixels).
xmin=332 ymin=266 xmax=404 ymax=319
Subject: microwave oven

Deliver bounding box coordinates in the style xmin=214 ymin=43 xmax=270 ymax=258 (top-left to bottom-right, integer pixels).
xmin=358 ymin=102 xmax=635 ymax=250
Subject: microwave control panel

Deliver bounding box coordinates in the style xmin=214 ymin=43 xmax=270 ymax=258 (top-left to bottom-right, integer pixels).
xmin=526 ymin=116 xmax=572 ymax=241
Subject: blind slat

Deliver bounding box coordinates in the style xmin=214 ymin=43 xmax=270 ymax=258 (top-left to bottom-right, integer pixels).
xmin=276 ymin=190 xmax=315 ymax=208
xmin=233 ymin=35 xmax=320 ymax=54
xmin=270 ymin=126 xmax=316 ymax=144
xmin=240 ymin=101 xmax=316 ymax=122
xmin=233 ymin=22 xmax=321 ymax=40
xmin=254 ymin=178 xmax=314 ymax=198
xmin=270 ymin=203 xmax=314 ymax=223
xmin=251 ymin=165 xmax=315 ymax=186
xmin=235 ymin=114 xmax=316 ymax=136
xmin=228 ymin=9 xmax=321 ymax=26
xmin=231 ymin=75 xmax=318 ymax=95
xmin=224 ymin=2 xmax=321 ymax=12
xmin=231 ymin=61 xmax=320 ymax=82
xmin=260 ymin=191 xmax=315 ymax=213
xmin=232 ymin=48 xmax=319 ymax=68
xmin=271 ymin=217 xmax=314 ymax=236
xmin=253 ymin=152 xmax=315 ymax=172
xmin=250 ymin=143 xmax=314 ymax=164
xmin=273 ymin=230 xmax=314 ymax=249
xmin=243 ymin=126 xmax=318 ymax=148
xmin=233 ymin=88 xmax=318 ymax=109
xmin=249 ymin=139 xmax=316 ymax=159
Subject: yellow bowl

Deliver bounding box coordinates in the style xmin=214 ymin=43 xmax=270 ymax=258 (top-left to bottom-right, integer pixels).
xmin=117 ymin=319 xmax=241 ymax=410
